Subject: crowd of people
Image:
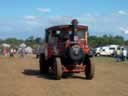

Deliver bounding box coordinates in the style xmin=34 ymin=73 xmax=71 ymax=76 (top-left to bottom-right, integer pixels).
xmin=0 ymin=47 xmax=34 ymax=57
xmin=0 ymin=47 xmax=16 ymax=57
xmin=0 ymin=47 xmax=21 ymax=57
xmin=114 ymin=47 xmax=127 ymax=62
xmin=0 ymin=46 xmax=128 ymax=62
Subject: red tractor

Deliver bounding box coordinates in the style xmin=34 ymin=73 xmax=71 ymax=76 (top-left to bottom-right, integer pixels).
xmin=39 ymin=19 xmax=95 ymax=80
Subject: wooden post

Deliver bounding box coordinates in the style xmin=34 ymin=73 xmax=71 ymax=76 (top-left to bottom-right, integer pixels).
xmin=85 ymin=31 xmax=88 ymax=45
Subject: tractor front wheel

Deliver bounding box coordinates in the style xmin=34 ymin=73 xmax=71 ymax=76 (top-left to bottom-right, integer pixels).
xmin=85 ymin=58 xmax=95 ymax=80
xmin=39 ymin=54 xmax=49 ymax=74
xmin=54 ymin=57 xmax=63 ymax=80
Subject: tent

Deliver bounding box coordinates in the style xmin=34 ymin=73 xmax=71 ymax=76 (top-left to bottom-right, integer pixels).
xmin=19 ymin=43 xmax=26 ymax=48
xmin=1 ymin=43 xmax=11 ymax=48
xmin=25 ymin=46 xmax=33 ymax=54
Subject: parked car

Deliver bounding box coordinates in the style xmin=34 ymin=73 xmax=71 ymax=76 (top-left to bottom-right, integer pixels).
xmin=95 ymin=45 xmax=119 ymax=56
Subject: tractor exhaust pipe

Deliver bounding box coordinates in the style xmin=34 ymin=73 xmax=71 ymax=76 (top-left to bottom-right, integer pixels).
xmin=71 ymin=19 xmax=78 ymax=41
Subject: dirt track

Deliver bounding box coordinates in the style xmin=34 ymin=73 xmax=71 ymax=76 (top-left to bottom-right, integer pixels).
xmin=0 ymin=56 xmax=128 ymax=96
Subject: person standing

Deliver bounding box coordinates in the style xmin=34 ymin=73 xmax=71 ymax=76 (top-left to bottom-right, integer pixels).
xmin=116 ymin=47 xmax=121 ymax=62
xmin=10 ymin=48 xmax=14 ymax=57
xmin=3 ymin=48 xmax=7 ymax=56
xmin=122 ymin=48 xmax=127 ymax=61
xmin=20 ymin=48 xmax=25 ymax=57
xmin=120 ymin=48 xmax=124 ymax=61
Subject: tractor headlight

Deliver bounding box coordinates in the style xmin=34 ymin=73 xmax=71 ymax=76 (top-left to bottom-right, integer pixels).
xmin=74 ymin=36 xmax=78 ymax=41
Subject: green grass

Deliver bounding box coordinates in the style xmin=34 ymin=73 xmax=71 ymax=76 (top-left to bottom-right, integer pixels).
xmin=92 ymin=56 xmax=128 ymax=64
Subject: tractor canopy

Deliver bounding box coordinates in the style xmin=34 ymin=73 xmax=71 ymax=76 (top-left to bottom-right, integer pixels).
xmin=45 ymin=20 xmax=88 ymax=43
xmin=45 ymin=19 xmax=90 ymax=55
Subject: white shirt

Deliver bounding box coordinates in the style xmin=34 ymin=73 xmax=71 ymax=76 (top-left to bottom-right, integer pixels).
xmin=10 ymin=49 xmax=14 ymax=53
xmin=123 ymin=50 xmax=127 ymax=56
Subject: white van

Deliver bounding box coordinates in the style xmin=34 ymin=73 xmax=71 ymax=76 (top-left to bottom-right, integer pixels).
xmin=95 ymin=45 xmax=119 ymax=56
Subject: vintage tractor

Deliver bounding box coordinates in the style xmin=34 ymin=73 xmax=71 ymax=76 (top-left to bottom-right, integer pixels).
xmin=39 ymin=19 xmax=95 ymax=80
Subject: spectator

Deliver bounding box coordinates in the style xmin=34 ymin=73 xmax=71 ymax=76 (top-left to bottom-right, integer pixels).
xmin=20 ymin=48 xmax=25 ymax=57
xmin=10 ymin=48 xmax=14 ymax=57
xmin=116 ymin=47 xmax=121 ymax=62
xmin=120 ymin=48 xmax=124 ymax=61
xmin=122 ymin=48 xmax=127 ymax=61
xmin=113 ymin=49 xmax=117 ymax=58
xmin=3 ymin=48 xmax=8 ymax=56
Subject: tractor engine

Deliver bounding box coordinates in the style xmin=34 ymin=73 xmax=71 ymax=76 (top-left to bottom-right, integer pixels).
xmin=69 ymin=45 xmax=84 ymax=61
xmin=65 ymin=44 xmax=84 ymax=65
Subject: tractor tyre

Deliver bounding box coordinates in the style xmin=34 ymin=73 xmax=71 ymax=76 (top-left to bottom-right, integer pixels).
xmin=85 ymin=58 xmax=95 ymax=80
xmin=54 ymin=57 xmax=63 ymax=80
xmin=39 ymin=54 xmax=49 ymax=74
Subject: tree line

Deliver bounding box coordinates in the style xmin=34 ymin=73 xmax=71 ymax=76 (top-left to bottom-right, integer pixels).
xmin=89 ymin=35 xmax=128 ymax=48
xmin=0 ymin=36 xmax=43 ymax=48
xmin=0 ymin=35 xmax=128 ymax=48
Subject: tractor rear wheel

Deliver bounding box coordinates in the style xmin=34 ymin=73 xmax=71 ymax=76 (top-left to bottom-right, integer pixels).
xmin=85 ymin=58 xmax=95 ymax=80
xmin=54 ymin=57 xmax=63 ymax=80
xmin=39 ymin=54 xmax=49 ymax=74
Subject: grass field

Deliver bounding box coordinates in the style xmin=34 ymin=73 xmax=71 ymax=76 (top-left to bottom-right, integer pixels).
xmin=0 ymin=56 xmax=128 ymax=96
xmin=93 ymin=56 xmax=128 ymax=64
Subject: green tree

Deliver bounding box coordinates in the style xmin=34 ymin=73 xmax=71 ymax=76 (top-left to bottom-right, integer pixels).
xmin=89 ymin=35 xmax=125 ymax=48
xmin=25 ymin=36 xmax=36 ymax=47
xmin=4 ymin=38 xmax=24 ymax=47
xmin=35 ymin=37 xmax=42 ymax=44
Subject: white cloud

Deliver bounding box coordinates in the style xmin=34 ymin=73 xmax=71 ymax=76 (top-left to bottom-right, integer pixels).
xmin=120 ymin=27 xmax=128 ymax=34
xmin=24 ymin=16 xmax=38 ymax=21
xmin=0 ymin=26 xmax=13 ymax=32
xmin=0 ymin=23 xmax=14 ymax=32
xmin=118 ymin=10 xmax=127 ymax=15
xmin=47 ymin=16 xmax=73 ymax=26
xmin=1 ymin=11 xmax=128 ymax=39
xmin=37 ymin=8 xmax=51 ymax=13
xmin=23 ymin=16 xmax=41 ymax=26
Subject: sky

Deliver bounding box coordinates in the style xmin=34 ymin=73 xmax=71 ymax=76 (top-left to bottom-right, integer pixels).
xmin=0 ymin=0 xmax=128 ymax=39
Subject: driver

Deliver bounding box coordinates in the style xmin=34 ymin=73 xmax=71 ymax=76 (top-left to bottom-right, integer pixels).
xmin=59 ymin=31 xmax=70 ymax=41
